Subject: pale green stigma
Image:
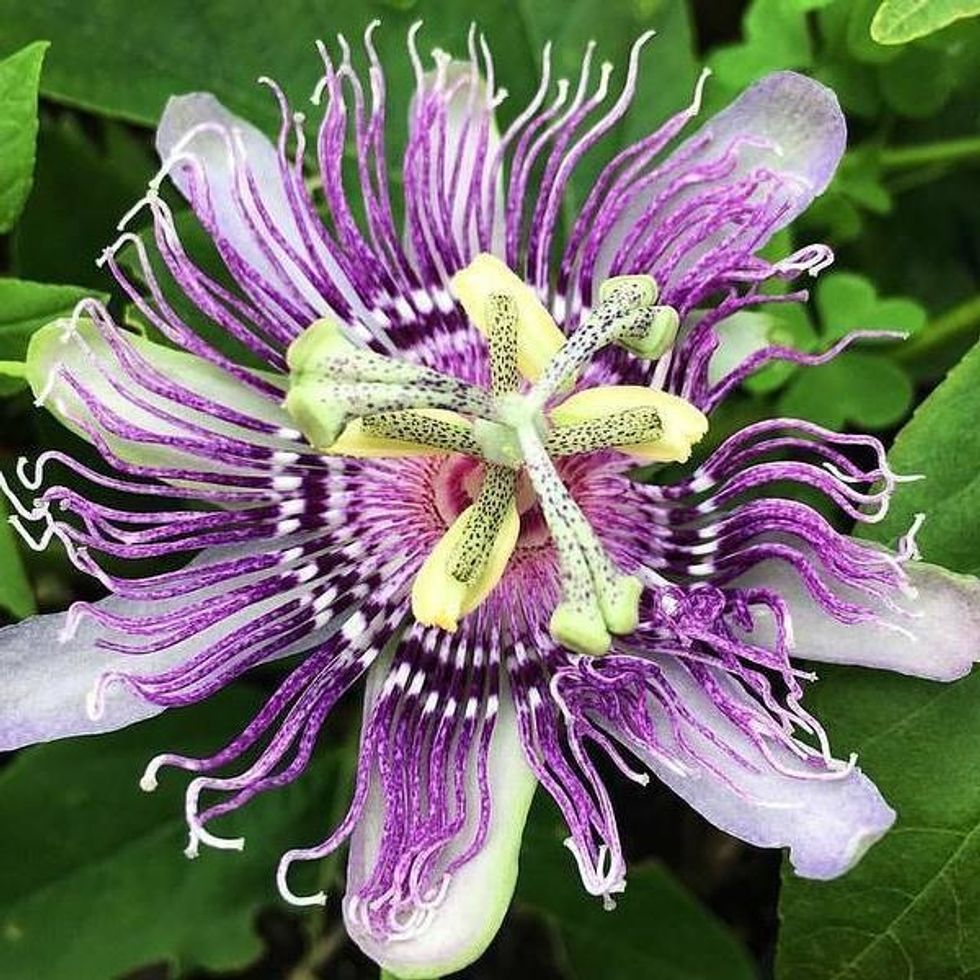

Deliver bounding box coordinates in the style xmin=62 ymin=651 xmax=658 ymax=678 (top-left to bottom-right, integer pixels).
xmin=529 ymin=274 xmax=680 ymax=405
xmin=285 ymin=319 xmax=492 ymax=450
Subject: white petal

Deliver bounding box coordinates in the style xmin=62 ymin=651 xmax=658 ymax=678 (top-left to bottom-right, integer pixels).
xmin=26 ymin=313 xmax=294 ymax=474
xmin=1 ymin=597 xmax=170 ymax=750
xmin=698 ymin=70 xmax=846 ymax=207
xmin=705 ymin=310 xmax=774 ymax=387
xmin=0 ymin=546 xmax=329 ymax=752
xmin=735 ymin=555 xmax=980 ymax=681
xmin=156 ymin=93 xmax=360 ymax=318
xmin=594 ymin=72 xmax=846 ymax=286
xmin=344 ymin=669 xmax=537 ymax=979
xmin=642 ymin=656 xmax=895 ymax=880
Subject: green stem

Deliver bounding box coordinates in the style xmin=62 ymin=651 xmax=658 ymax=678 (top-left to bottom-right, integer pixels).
xmin=892 ymin=294 xmax=980 ymax=365
xmin=880 ymin=135 xmax=980 ymax=171
xmin=287 ymin=924 xmax=347 ymax=980
xmin=0 ymin=360 xmax=27 ymax=379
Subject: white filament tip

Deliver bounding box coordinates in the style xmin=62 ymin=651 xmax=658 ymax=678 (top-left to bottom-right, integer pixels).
xmin=277 ymin=855 xmax=329 ymax=907
xmin=84 ymin=685 xmax=104 ymax=721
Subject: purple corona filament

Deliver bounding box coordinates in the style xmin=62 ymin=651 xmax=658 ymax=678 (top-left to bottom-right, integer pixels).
xmin=2 ymin=22 xmax=979 ymax=980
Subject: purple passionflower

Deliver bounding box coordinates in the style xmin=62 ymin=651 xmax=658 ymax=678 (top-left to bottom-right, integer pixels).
xmin=2 ymin=24 xmax=979 ymax=978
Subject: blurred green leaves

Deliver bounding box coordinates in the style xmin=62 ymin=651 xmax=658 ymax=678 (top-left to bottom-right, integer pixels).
xmin=0 ymin=497 xmax=35 ymax=619
xmin=708 ymin=0 xmax=813 ymax=90
xmin=0 ymin=42 xmax=48 ymax=233
xmin=775 ymin=272 xmax=924 ymax=430
xmin=737 ymin=270 xmax=926 ymax=431
xmin=11 ymin=116 xmax=154 ymax=290
xmin=0 ymin=687 xmax=342 ymax=980
xmin=518 ymin=798 xmax=757 ymax=980
xmin=777 ymin=662 xmax=980 ymax=980
xmin=779 ymin=350 xmax=913 ymax=428
xmin=872 ymin=0 xmax=980 ymax=44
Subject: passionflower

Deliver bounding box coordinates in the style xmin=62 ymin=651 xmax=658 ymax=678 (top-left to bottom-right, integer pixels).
xmin=2 ymin=24 xmax=979 ymax=979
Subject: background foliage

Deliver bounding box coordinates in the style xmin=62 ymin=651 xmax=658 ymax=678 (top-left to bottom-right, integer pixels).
xmin=1 ymin=1 xmax=979 ymax=978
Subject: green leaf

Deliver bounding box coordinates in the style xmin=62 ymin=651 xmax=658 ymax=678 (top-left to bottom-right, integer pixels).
xmin=777 ymin=665 xmax=980 ymax=980
xmin=845 ymin=0 xmax=907 ymax=63
xmin=776 ymin=338 xmax=980 ymax=980
xmin=517 ymin=798 xmax=757 ymax=980
xmin=871 ymin=0 xmax=980 ymax=44
xmin=0 ymin=278 xmax=98 ymax=359
xmin=0 ymin=495 xmax=35 ymax=619
xmin=741 ymin=303 xmax=819 ymax=396
xmin=0 ymin=686 xmax=344 ymax=979
xmin=0 ymin=41 xmax=47 ymax=233
xmin=0 ymin=278 xmax=101 ymax=394
xmin=814 ymin=60 xmax=883 ymax=118
xmin=877 ymin=42 xmax=959 ymax=115
xmin=815 ymin=272 xmax=926 ymax=340
xmin=771 ymin=272 xmax=923 ymax=429
xmin=859 ymin=336 xmax=980 ymax=575
xmin=12 ymin=116 xmax=154 ymax=290
xmin=802 ymin=148 xmax=893 ymax=243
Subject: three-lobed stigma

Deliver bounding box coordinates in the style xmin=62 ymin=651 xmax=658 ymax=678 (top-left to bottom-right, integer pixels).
xmin=284 ymin=254 xmax=708 ymax=655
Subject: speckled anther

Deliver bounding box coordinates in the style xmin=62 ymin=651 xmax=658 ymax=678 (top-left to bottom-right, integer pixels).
xmin=360 ymin=410 xmax=482 ymax=456
xmin=449 ymin=466 xmax=519 ymax=583
xmin=486 ymin=293 xmax=520 ymax=396
xmin=545 ymin=407 xmax=663 ymax=457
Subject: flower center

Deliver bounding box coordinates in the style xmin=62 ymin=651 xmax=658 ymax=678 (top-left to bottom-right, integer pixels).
xmin=285 ymin=254 xmax=708 ymax=655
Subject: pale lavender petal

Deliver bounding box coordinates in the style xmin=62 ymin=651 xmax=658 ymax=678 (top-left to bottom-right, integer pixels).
xmin=156 ymin=92 xmax=374 ymax=334
xmin=565 ymin=71 xmax=846 ymax=319
xmin=0 ymin=602 xmax=168 ymax=750
xmin=698 ymin=70 xmax=845 ymax=207
xmin=25 ymin=306 xmax=296 ymax=477
xmin=640 ymin=657 xmax=894 ymax=879
xmin=705 ymin=309 xmax=777 ymax=387
xmin=736 ymin=555 xmax=980 ymax=681
xmin=344 ymin=654 xmax=536 ymax=979
xmin=0 ymin=537 xmax=361 ymax=753
xmin=405 ymin=57 xmax=504 ymax=270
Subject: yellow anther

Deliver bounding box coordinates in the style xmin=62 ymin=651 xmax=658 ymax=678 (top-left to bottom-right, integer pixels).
xmin=411 ymin=498 xmax=520 ymax=632
xmin=550 ymin=386 xmax=708 ymax=463
xmin=451 ymin=254 xmax=566 ymax=383
xmin=325 ymin=409 xmax=474 ymax=458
